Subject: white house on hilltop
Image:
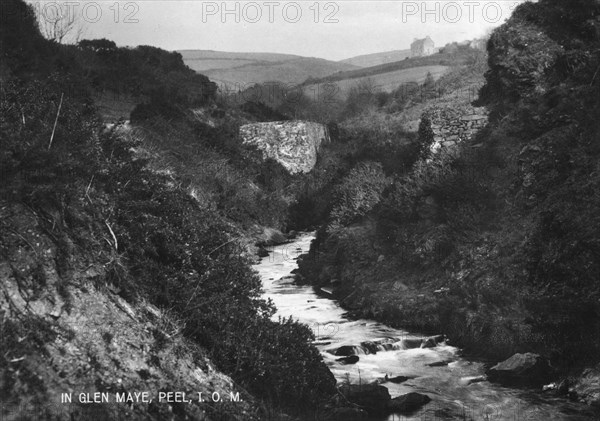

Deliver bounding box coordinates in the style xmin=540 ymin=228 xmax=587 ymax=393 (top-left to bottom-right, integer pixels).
xmin=411 ymin=36 xmax=435 ymax=57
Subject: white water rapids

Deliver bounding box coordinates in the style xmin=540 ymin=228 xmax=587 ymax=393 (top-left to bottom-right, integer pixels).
xmin=254 ymin=233 xmax=595 ymax=420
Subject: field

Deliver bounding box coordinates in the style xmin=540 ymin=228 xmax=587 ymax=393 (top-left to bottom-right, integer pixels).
xmin=183 ymin=59 xmax=260 ymax=72
xmin=179 ymin=50 xmax=303 ymax=62
xmin=179 ymin=50 xmax=304 ymax=73
xmin=303 ymin=65 xmax=449 ymax=100
xmin=312 ymin=51 xmax=474 ymax=85
xmin=203 ymin=58 xmax=356 ymax=87
xmin=339 ymin=49 xmax=413 ymax=67
xmin=179 ymin=50 xmax=357 ymax=87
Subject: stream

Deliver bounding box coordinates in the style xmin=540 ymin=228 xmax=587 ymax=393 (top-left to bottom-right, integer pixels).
xmin=254 ymin=233 xmax=596 ymax=420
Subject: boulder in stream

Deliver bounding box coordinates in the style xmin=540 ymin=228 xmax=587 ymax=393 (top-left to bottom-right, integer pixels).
xmin=338 ymin=384 xmax=391 ymax=414
xmin=337 ymin=355 xmax=359 ymax=365
xmin=334 ymin=345 xmax=358 ymax=356
xmin=386 ymin=375 xmax=415 ymax=384
xmin=360 ymin=341 xmax=379 ymax=354
xmin=401 ymin=338 xmax=423 ymax=349
xmin=325 ymin=407 xmax=369 ymax=421
xmin=487 ymin=353 xmax=553 ymax=386
xmin=421 ymin=337 xmax=438 ymax=348
xmin=387 ymin=392 xmax=431 ymax=414
xmin=427 ymin=359 xmax=453 ymax=367
xmin=421 ymin=335 xmax=446 ymax=348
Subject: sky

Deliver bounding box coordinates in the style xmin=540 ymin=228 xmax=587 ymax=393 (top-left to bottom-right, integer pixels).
xmin=29 ymin=0 xmax=531 ymax=61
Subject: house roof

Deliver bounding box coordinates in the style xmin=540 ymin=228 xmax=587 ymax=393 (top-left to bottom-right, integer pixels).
xmin=411 ymin=36 xmax=435 ymax=48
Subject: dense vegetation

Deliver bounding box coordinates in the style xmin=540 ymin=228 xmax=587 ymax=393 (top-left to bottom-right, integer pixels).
xmin=1 ymin=0 xmax=336 ymax=417
xmin=298 ymin=0 xmax=600 ymax=375
xmin=3 ymin=0 xmax=599 ymax=417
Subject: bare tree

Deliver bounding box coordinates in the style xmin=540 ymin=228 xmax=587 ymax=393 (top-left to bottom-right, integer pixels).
xmin=34 ymin=1 xmax=86 ymax=44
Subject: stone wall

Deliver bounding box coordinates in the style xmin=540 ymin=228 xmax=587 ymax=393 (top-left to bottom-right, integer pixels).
xmin=240 ymin=121 xmax=330 ymax=174
xmin=423 ymin=105 xmax=488 ymax=156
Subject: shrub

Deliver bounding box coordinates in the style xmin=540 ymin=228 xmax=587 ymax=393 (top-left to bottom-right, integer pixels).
xmin=480 ymin=21 xmax=563 ymax=104
xmin=98 ymin=126 xmax=336 ymax=410
xmin=328 ymin=162 xmax=389 ymax=230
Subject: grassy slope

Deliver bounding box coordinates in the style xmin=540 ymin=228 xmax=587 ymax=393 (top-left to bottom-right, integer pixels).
xmin=339 ymin=49 xmax=412 ymax=67
xmin=303 ymin=65 xmax=448 ymax=99
xmin=294 ymin=48 xmax=484 ymax=102
xmin=309 ymin=50 xmax=474 ymax=84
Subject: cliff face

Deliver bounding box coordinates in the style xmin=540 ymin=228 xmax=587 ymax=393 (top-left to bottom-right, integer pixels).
xmin=240 ymin=121 xmax=330 ymax=174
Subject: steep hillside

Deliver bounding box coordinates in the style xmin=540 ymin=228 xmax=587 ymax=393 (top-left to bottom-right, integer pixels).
xmin=1 ymin=1 xmax=338 ymax=419
xmin=297 ymin=0 xmax=600 ymax=407
xmin=339 ymin=49 xmax=412 ymax=68
xmin=1 ymin=200 xmax=261 ymax=420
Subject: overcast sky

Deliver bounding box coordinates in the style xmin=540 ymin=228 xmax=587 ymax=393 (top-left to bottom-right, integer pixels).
xmin=30 ymin=1 xmax=530 ymax=61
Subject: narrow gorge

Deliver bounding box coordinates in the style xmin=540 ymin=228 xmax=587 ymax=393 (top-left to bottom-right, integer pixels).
xmin=1 ymin=0 xmax=599 ymax=420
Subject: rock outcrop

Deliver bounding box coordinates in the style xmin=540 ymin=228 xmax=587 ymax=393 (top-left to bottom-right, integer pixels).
xmin=336 ymin=355 xmax=360 ymax=365
xmin=240 ymin=121 xmax=330 ymax=174
xmin=487 ymin=353 xmax=553 ymax=386
xmin=338 ymin=384 xmax=391 ymax=415
xmin=387 ymin=392 xmax=431 ymax=414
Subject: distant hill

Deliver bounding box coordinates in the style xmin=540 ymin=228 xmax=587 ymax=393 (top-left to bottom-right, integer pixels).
xmin=179 ymin=50 xmax=304 ymax=72
xmin=339 ymin=49 xmax=412 ymax=68
xmin=179 ymin=50 xmax=358 ymax=87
